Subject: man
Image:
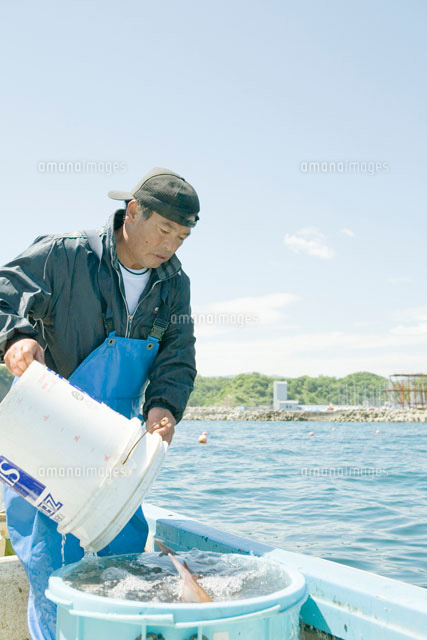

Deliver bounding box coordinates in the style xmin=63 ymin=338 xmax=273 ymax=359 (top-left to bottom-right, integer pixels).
xmin=0 ymin=167 xmax=199 ymax=639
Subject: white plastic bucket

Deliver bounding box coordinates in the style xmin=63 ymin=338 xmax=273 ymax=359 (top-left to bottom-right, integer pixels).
xmin=0 ymin=361 xmax=167 ymax=551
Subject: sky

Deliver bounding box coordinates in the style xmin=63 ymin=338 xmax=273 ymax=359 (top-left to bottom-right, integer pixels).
xmin=1 ymin=0 xmax=426 ymax=379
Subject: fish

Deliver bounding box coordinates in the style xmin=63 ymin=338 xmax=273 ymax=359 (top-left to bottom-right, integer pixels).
xmin=155 ymin=539 xmax=212 ymax=603
xmin=155 ymin=539 xmax=176 ymax=557
xmin=155 ymin=540 xmax=201 ymax=577
xmin=167 ymin=553 xmax=212 ymax=603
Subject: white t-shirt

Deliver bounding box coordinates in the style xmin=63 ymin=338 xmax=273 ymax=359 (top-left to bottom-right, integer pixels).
xmin=119 ymin=263 xmax=151 ymax=315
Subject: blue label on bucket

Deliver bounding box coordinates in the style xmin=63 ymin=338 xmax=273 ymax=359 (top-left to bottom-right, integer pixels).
xmin=0 ymin=455 xmax=46 ymax=502
xmin=37 ymin=493 xmax=64 ymax=518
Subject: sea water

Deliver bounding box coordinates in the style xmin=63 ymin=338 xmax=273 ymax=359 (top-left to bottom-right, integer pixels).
xmin=150 ymin=419 xmax=427 ymax=588
xmin=64 ymin=550 xmax=290 ymax=602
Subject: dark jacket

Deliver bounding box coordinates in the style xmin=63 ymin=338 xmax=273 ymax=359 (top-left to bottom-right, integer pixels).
xmin=0 ymin=211 xmax=196 ymax=422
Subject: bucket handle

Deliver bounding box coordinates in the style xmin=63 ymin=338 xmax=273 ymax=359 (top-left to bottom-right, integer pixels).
xmin=67 ymin=604 xmax=282 ymax=627
xmin=68 ymin=610 xmax=175 ymax=625
xmin=121 ymin=422 xmax=162 ymax=465
xmin=174 ymin=603 xmax=282 ymax=628
xmin=44 ymin=591 xmax=73 ymax=608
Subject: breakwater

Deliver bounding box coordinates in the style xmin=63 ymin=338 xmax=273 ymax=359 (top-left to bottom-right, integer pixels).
xmin=183 ymin=406 xmax=427 ymax=422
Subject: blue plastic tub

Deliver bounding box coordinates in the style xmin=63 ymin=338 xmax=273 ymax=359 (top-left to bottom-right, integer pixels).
xmin=46 ymin=553 xmax=307 ymax=640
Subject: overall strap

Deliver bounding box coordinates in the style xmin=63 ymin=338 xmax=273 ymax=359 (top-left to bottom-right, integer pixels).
xmin=148 ymin=280 xmax=170 ymax=342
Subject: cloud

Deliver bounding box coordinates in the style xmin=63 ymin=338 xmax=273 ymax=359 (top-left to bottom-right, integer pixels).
xmin=389 ymin=306 xmax=427 ymax=337
xmin=208 ymin=292 xmax=298 ymax=323
xmin=284 ymin=227 xmax=334 ymax=259
xmin=387 ymin=276 xmax=412 ymax=285
xmin=391 ymin=323 xmax=427 ymax=336
xmin=390 ymin=308 xmax=427 ymax=336
xmin=340 ymin=228 xmax=355 ymax=237
xmin=392 ymin=305 xmax=427 ymax=323
xmin=195 ymin=330 xmax=427 ymax=377
xmin=192 ymin=292 xmax=299 ymax=338
xmin=191 ymin=300 xmax=427 ymax=377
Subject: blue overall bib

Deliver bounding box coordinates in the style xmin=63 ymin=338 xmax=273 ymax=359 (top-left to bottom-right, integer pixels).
xmin=3 ymin=329 xmax=165 ymax=639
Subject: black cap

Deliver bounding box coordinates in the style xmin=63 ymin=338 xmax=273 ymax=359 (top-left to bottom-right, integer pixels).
xmin=108 ymin=167 xmax=200 ymax=227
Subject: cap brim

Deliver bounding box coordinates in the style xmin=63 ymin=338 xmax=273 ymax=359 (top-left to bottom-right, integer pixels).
xmin=108 ymin=190 xmax=134 ymax=201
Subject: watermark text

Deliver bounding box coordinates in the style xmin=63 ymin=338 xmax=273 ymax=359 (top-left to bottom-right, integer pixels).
xmin=301 ymin=466 xmax=388 ymax=478
xmin=170 ymin=312 xmax=259 ymax=328
xmin=38 ymin=161 xmax=127 ymax=175
xmin=300 ymin=161 xmax=389 ymax=176
xmin=38 ymin=465 xmax=131 ymax=479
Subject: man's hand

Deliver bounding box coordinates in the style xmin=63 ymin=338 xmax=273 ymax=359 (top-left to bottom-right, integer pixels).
xmin=145 ymin=407 xmax=176 ymax=445
xmin=4 ymin=338 xmax=45 ymax=377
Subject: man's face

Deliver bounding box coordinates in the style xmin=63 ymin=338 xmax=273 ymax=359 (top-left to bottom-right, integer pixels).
xmin=124 ymin=207 xmax=192 ymax=269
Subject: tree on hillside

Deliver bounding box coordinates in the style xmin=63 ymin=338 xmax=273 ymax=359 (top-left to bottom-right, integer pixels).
xmin=218 ymin=372 xmax=274 ymax=406
xmin=188 ymin=371 xmax=388 ymax=407
xmin=187 ymin=376 xmax=230 ymax=406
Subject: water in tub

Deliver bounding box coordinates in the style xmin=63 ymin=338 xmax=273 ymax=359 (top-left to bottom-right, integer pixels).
xmin=64 ymin=549 xmax=290 ymax=603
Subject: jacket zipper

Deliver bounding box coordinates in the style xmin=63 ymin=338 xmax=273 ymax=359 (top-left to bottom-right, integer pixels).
xmin=126 ymin=279 xmax=163 ymax=337
xmin=114 ymin=265 xmax=171 ymax=338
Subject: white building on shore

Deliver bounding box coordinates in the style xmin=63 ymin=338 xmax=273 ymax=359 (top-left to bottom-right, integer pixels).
xmin=273 ymin=381 xmax=287 ymax=410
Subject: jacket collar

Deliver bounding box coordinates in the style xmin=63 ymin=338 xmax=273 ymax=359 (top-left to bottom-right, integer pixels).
xmin=105 ymin=211 xmax=182 ymax=281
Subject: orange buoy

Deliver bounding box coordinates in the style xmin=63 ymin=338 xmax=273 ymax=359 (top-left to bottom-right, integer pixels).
xmin=309 ymin=431 xmax=314 ymax=437
xmin=198 ymin=434 xmax=207 ymax=443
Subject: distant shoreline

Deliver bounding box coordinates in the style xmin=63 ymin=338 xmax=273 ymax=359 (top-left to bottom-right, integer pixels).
xmin=183 ymin=406 xmax=427 ymax=423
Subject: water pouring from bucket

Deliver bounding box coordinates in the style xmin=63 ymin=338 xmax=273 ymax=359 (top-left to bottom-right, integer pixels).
xmin=0 ymin=361 xmax=167 ymax=551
